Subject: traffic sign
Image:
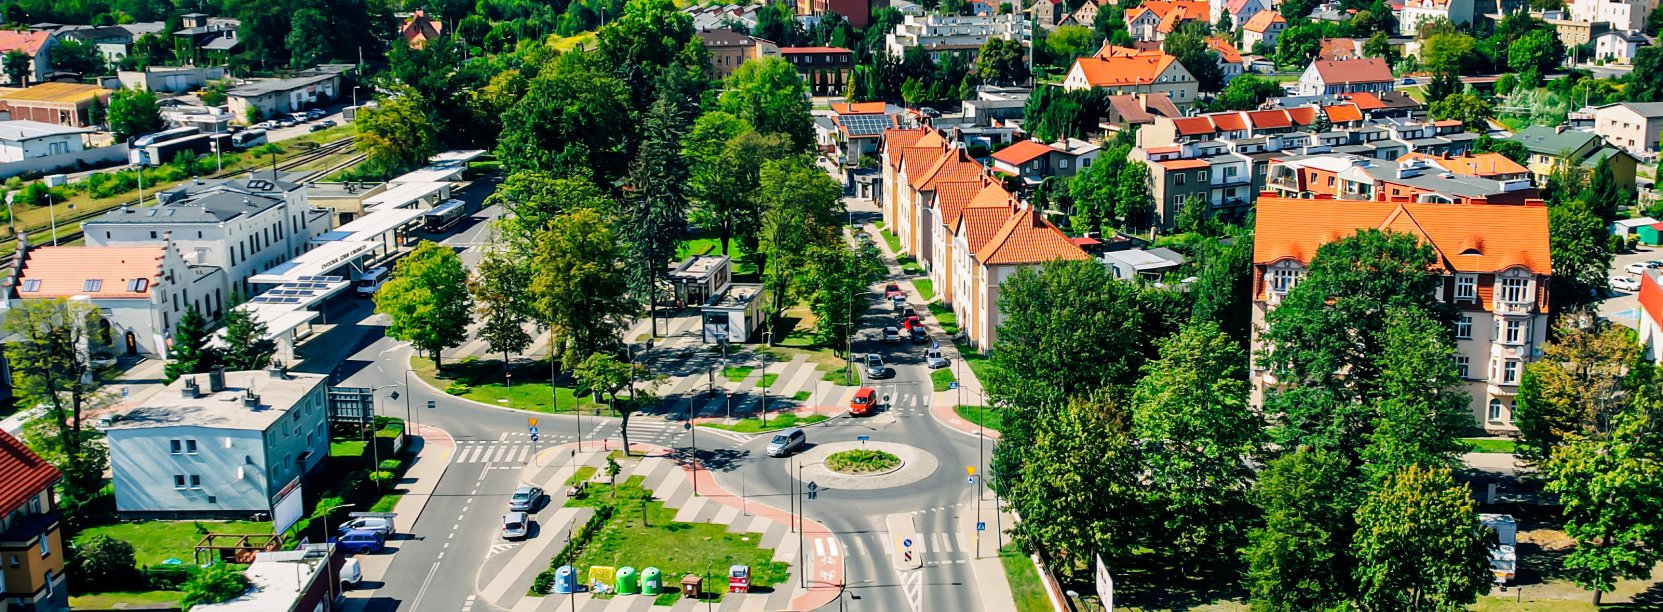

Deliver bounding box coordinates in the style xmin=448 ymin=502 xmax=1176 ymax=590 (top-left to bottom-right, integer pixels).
xmin=977 ymin=522 xmax=986 ymax=532
xmin=531 ymin=432 xmax=539 ymax=442
xmin=529 ymin=426 xmax=539 ymax=436
xmin=807 ymin=481 xmax=819 ymax=492
xmin=528 ymin=417 xmax=539 ymax=427
xmin=967 ymin=476 xmax=975 ymax=485
xmin=948 ymin=382 xmax=959 ymax=390
xmin=856 ymin=435 xmax=871 ymax=443
xmin=966 ymin=466 xmax=976 ymax=476
xmin=684 ymin=422 xmax=692 ymax=430
xmin=903 ymin=538 xmax=913 ymax=548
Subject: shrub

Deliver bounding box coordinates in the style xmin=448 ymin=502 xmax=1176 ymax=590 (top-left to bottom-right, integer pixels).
xmin=368 ymin=470 xmax=397 ymax=484
xmin=378 ymin=458 xmax=402 ymax=472
xmin=73 ymin=535 xmax=140 ymax=590
xmin=445 ymin=381 xmax=472 ymax=395
xmin=140 ymin=564 xmax=194 ymax=590
xmin=531 ymin=572 xmax=554 ymax=594
xmin=180 ymin=562 xmax=249 ymax=608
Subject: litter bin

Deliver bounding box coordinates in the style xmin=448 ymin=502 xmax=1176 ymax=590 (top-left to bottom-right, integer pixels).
xmin=554 ymin=565 xmax=577 ymax=594
xmin=616 ymin=567 xmax=638 ymax=595
xmin=642 ymin=567 xmax=662 ymax=595
xmin=681 ymin=575 xmax=703 ymax=599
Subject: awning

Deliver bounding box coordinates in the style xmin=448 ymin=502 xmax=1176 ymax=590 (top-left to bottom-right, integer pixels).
xmin=363 ymin=181 xmax=448 ymax=210
xmin=251 ymin=240 xmax=375 ymax=284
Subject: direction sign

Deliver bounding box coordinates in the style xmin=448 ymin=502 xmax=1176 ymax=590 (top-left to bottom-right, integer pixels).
xmin=531 ymin=433 xmax=539 ymax=442
xmin=684 ymin=422 xmax=692 ymax=430
xmin=967 ymin=476 xmax=976 ymax=485
xmin=529 ymin=426 xmax=539 ymax=436
xmin=856 ymin=435 xmax=871 ymax=443
xmin=903 ymin=538 xmax=913 ymax=548
xmin=807 ymin=481 xmax=819 ymax=492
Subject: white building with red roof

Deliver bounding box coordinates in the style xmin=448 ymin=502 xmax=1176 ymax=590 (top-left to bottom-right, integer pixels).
xmin=0 ymin=30 xmax=57 ymax=86
xmin=1216 ymin=0 xmax=1269 ymax=31
xmin=1295 ymin=57 xmax=1396 ymax=96
xmin=1240 ymin=10 xmax=1286 ymax=51
xmin=1062 ymin=47 xmax=1199 ymax=106
xmin=1400 ymin=0 xmax=1475 ymax=34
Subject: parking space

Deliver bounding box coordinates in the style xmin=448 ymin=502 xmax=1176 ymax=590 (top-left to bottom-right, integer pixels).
xmin=1597 ymin=245 xmax=1663 ymax=329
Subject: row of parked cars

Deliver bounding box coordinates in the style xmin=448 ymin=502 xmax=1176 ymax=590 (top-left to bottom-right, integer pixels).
xmin=251 ymin=108 xmax=336 ymax=131
xmin=1612 ymin=260 xmax=1662 ymax=291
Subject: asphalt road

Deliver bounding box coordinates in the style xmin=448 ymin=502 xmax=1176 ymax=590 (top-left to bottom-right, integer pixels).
xmin=329 ymin=187 xmax=994 ymax=610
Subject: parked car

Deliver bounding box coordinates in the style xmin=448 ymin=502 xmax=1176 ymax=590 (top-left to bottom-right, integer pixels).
xmin=319 ymin=119 xmax=337 ymax=129
xmin=926 ymin=346 xmax=950 ymax=369
xmin=337 ymin=530 xmax=386 ymax=554
xmin=882 ymin=326 xmax=902 ymax=343
xmin=1612 ymin=276 xmax=1642 ymax=291
xmin=508 ymin=485 xmax=544 ymax=512
xmin=850 ymin=387 xmax=877 ymax=416
xmin=339 ymin=558 xmax=362 ymax=590
xmin=277 ymin=118 xmax=297 ymax=128
xmin=766 ymin=427 xmax=807 ymax=457
xmin=306 ymin=109 xmax=326 ymax=120
xmin=865 ymin=354 xmax=889 ymax=379
xmin=891 ymin=296 xmax=905 ymax=310
xmin=884 ymin=283 xmax=903 ymax=299
xmin=902 ymin=306 xmax=916 ymax=319
xmin=337 ymin=517 xmax=394 ymax=536
xmin=252 ymin=121 xmax=276 ymax=130
xmin=502 ymin=511 xmax=530 ymax=540
xmin=1626 ymin=262 xmax=1651 ymax=275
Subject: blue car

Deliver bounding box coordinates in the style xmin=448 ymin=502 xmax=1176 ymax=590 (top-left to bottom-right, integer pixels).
xmin=336 ymin=529 xmax=386 ymax=554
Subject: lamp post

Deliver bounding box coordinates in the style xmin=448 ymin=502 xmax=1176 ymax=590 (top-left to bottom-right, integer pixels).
xmin=403 ymin=369 xmax=418 ymax=436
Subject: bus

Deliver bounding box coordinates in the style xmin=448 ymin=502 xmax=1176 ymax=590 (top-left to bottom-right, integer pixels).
xmin=131 ymin=127 xmax=199 ymax=148
xmin=231 ymin=129 xmax=267 ymax=149
xmin=423 ymin=199 xmax=468 ymax=232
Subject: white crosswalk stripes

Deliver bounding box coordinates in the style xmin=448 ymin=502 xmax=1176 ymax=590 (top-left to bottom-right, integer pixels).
xmin=813 ymin=536 xmax=840 ymax=558
xmin=452 ymin=441 xmax=548 ymax=464
xmin=900 ymin=563 xmax=924 ymax=612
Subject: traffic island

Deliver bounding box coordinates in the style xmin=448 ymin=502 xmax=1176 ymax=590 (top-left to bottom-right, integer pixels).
xmin=789 ymin=441 xmax=939 ymax=490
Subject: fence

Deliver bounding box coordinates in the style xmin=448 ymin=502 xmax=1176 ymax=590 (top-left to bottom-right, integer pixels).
xmin=0 ymin=144 xmax=129 ymax=179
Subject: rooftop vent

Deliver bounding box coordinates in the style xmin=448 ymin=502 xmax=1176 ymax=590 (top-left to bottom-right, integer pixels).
xmin=241 ymin=387 xmax=260 ymax=409
xmin=208 ymin=365 xmax=225 ymax=392
xmin=182 ymin=377 xmax=201 ymax=399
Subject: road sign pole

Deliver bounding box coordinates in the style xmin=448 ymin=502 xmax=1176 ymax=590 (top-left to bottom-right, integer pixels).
xmin=798 ymin=463 xmax=806 ymax=589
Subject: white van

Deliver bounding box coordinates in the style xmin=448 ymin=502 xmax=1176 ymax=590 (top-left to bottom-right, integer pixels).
xmin=339 ymin=557 xmax=362 ymax=590
xmin=356 ymin=267 xmax=389 ymax=298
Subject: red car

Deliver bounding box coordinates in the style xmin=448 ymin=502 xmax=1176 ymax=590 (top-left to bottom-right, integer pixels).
xmin=884 ymin=283 xmax=903 ymax=299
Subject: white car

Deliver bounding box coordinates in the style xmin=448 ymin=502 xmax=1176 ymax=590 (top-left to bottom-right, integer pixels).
xmin=337 ymin=517 xmax=395 ymax=536
xmin=1612 ymin=276 xmax=1642 ymax=292
xmin=502 ymin=511 xmax=530 ymax=540
xmin=1625 ymin=262 xmax=1651 ymax=275
xmin=925 ymin=346 xmax=950 ymax=369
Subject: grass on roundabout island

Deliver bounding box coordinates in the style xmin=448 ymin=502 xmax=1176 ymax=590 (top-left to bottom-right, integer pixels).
xmin=825 ymin=449 xmax=901 ymax=474
xmin=700 ymin=412 xmax=828 ymax=433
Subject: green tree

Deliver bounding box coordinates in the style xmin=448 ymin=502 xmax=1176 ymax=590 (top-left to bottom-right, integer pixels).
xmin=1189 ymin=233 xmax=1254 ymax=345
xmin=1363 ymin=31 xmax=1398 ymax=64
xmin=5 ymin=298 xmax=113 ymax=529
xmin=1130 ymin=320 xmax=1264 ymax=565
xmin=594 ymin=0 xmax=701 ymax=110
xmin=1421 ymin=31 xmax=1476 ymax=74
xmin=1507 ymin=28 xmax=1564 ymax=75
xmin=496 ymin=50 xmax=633 ymax=180
xmin=622 ymin=88 xmax=692 ymax=336
xmin=1173 ymin=193 xmax=1208 ymax=234
xmin=976 ymin=37 xmax=1029 ymax=86
xmin=1274 ymin=22 xmax=1324 ymax=69
xmin=1429 ymin=92 xmax=1493 ymax=131
xmin=3 ymin=49 xmax=30 ymax=86
xmin=163 ymin=306 xmax=218 ymax=381
xmin=802 ymin=243 xmax=883 ymax=352
xmin=1245 ymin=448 xmax=1360 ymax=611
xmin=759 ymin=155 xmax=846 ymax=330
xmin=1352 ymin=465 xmax=1495 ymax=610
xmin=107 ymin=87 xmax=162 ymax=141
xmin=1069 ymin=144 xmax=1129 ymax=233
xmin=987 ymin=260 xmax=1149 ymax=411
xmin=1541 ymin=381 xmax=1663 ymax=605
xmin=355 ymin=87 xmax=439 ymax=178
xmin=717 ymin=57 xmax=815 ymax=152
xmin=1359 ymin=308 xmax=1473 ymax=479
xmin=469 ymin=248 xmax=535 ymax=368
xmin=1473 ymin=135 xmax=1531 ymax=164
xmin=1514 ymin=316 xmax=1640 ymax=462
xmin=1114 ymin=160 xmax=1153 ymax=231
xmin=219 ymin=301 xmax=277 ymax=371
xmin=1630 ymin=46 xmax=1663 ymax=102
xmin=488 ymin=171 xmax=617 ymax=255
xmin=48 ymin=38 xmax=105 ymax=75
xmin=284 ymin=8 xmax=330 ymax=68
xmin=531 ymin=209 xmax=635 ymax=370
xmin=1211 ymin=74 xmax=1284 ymax=111
xmin=74 ymin=535 xmax=138 ymax=588
xmin=573 ymin=352 xmax=650 ymax=453
xmin=1164 ymin=21 xmax=1225 ymax=92
xmin=1587 ymin=155 xmax=1630 ymax=222
xmin=180 ymin=562 xmax=250 ymax=608
xmin=374 ymin=241 xmax=473 ymax=366
xmin=1046 ymin=25 xmax=1099 ymax=64
xmin=1549 ymin=199 xmax=1613 ymax=309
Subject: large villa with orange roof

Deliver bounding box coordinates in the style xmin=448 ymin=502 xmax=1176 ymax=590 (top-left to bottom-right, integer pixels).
xmin=1251 ymin=196 xmax=1552 ymax=430
xmin=880 ymin=127 xmax=1092 ymax=351
xmin=1061 ymin=46 xmax=1199 ymax=106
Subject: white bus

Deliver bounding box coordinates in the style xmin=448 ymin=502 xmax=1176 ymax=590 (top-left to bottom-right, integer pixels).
xmin=231 ymin=129 xmax=268 ymax=149
xmin=356 ymin=267 xmax=390 ymax=298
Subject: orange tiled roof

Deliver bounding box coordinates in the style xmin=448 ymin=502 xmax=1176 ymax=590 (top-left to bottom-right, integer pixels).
xmin=833 ymin=102 xmax=887 ymax=115
xmin=1322 ymin=103 xmax=1363 ymax=123
xmin=961 ymin=205 xmax=1016 ymax=253
xmin=1345 ymin=92 xmax=1386 ymax=110
xmin=0 ymin=429 xmax=59 ymax=518
xmin=1173 ymin=116 xmax=1217 ymax=135
xmin=898 ymin=144 xmax=948 ymax=178
xmin=1253 ymin=196 xmax=1551 ymax=275
xmin=17 ymin=245 xmax=164 ymax=299
xmin=1242 ymin=11 xmax=1284 ymax=32
xmin=1311 ymin=58 xmax=1394 ymax=85
xmin=1317 ymin=37 xmax=1359 ymax=60
xmin=401 ymin=10 xmax=443 ymax=46
xmin=914 ymin=148 xmax=984 ymax=191
xmin=1207 ymin=38 xmax=1243 ymax=64
xmin=1096 ymin=43 xmax=1164 ymax=58
xmin=883 ymin=128 xmax=932 ymax=168
xmin=991 ymin=140 xmax=1056 ymax=166
xmin=1397 ymin=152 xmax=1529 ymax=178
xmin=976 ymin=208 xmax=1092 ymax=265
xmin=0 ymin=30 xmax=51 ymax=56
xmin=1156 ymin=158 xmax=1210 ymax=170
xmin=935 ymin=180 xmax=985 ymax=232
xmin=1285 ymin=106 xmax=1318 ymax=126
xmin=1156 ymin=4 xmax=1206 ymax=33
xmin=1210 ymin=111 xmax=1248 ymax=132
xmin=1247 ymin=109 xmax=1292 ymax=129
xmin=1070 ymin=53 xmax=1179 ymax=87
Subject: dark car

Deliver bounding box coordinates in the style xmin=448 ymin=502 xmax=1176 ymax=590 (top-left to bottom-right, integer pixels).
xmin=865 ymin=354 xmax=890 ymax=379
xmin=336 ymin=530 xmax=385 ymax=554
xmin=909 ymin=324 xmax=927 ymax=343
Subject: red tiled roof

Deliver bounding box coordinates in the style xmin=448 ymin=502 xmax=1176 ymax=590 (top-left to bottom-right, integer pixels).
xmin=1253 ymin=197 xmax=1552 ymax=275
xmin=898 ymin=144 xmax=948 ymax=178
xmin=0 ymin=429 xmax=60 ymax=518
xmin=935 ymin=180 xmax=984 ymax=232
xmin=1173 ymin=116 xmax=1216 ymax=135
xmin=1641 ymin=269 xmax=1663 ymax=330
xmin=1285 ymin=106 xmax=1318 ymax=126
xmin=1322 ymin=103 xmax=1363 ymax=123
xmin=1311 ymin=58 xmax=1394 ymax=85
xmin=17 ymin=245 xmax=164 ymax=299
xmin=779 ymin=46 xmax=854 ymax=54
xmin=1242 ymin=11 xmax=1285 ymax=32
xmin=884 ymin=128 xmax=932 ymax=168
xmin=1146 ymin=145 xmax=1182 ymax=154
xmin=1207 ymin=38 xmax=1243 ymax=64
xmin=1209 ymin=112 xmax=1248 ymax=132
xmin=991 ymin=140 xmax=1055 ymax=166
xmin=1317 ymin=38 xmax=1359 ymax=60
xmin=0 ymin=30 xmax=51 ymax=56
xmin=1398 ymin=152 xmax=1529 ymax=178
xmin=1247 ymin=109 xmax=1292 ymax=129
xmin=976 ymin=208 xmax=1092 ymax=265
xmin=1156 ymin=158 xmax=1210 ymax=170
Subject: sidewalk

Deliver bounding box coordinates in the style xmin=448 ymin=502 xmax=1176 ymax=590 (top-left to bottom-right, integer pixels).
xmin=479 ymin=442 xmax=843 ymax=611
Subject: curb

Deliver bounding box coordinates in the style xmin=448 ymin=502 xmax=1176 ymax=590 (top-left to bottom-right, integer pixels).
xmin=929 ymin=397 xmax=1002 ymax=441
xmin=388 ymin=425 xmax=456 ymax=538
xmin=696 ymin=409 xmax=852 ymax=440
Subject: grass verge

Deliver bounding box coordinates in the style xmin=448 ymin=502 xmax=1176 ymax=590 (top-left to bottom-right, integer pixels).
xmin=826 ymin=449 xmax=900 ymax=473
xmin=76 ymin=520 xmax=272 ymax=566
xmin=412 ymin=355 xmax=599 ymax=414
xmin=702 ymin=412 xmax=829 ymax=433
xmin=954 ymin=405 xmax=1004 ymax=433
xmin=723 ymin=366 xmax=754 ymax=383
xmin=931 ymin=368 xmax=956 ymax=392
xmin=927 ymin=301 xmax=959 ymax=335
xmin=879 ymin=228 xmax=903 ymax=254
xmin=568 ymin=466 xmax=598 ymax=487
xmin=1463 ymin=438 xmax=1518 ymax=454
xmin=330 ymin=440 xmax=366 ymax=458
xmin=912 ymin=278 xmax=935 ymax=302
xmin=69 ymin=591 xmax=181 ymax=608
xmin=899 ymin=256 xmax=924 ymax=275
xmin=1000 ymin=544 xmax=1052 ymax=612
xmin=567 ymin=476 xmax=789 ymax=601
xmin=792 ymin=391 xmax=811 ymax=401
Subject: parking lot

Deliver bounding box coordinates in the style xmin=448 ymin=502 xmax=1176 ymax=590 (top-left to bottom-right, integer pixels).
xmin=1596 ymin=243 xmax=1660 ymax=329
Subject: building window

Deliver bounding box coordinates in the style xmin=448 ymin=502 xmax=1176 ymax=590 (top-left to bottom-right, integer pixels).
xmin=83 ymin=279 xmax=102 ymax=292
xmin=20 ymin=279 xmax=39 ymax=292
xmin=1455 ymin=315 xmax=1472 ymax=339
xmin=1455 ymin=274 xmax=1476 ymax=301
xmin=173 ymin=475 xmax=186 ymax=489
xmin=1488 ymin=399 xmax=1504 ymax=423
xmin=1503 ymin=360 xmax=1520 ymax=384
xmin=1505 ymin=320 xmax=1527 ymax=344
xmin=1456 ymin=355 xmax=1470 ymax=378
xmin=170 ymin=439 xmax=182 ymax=454
xmin=1270 ymin=268 xmax=1300 ymax=294
xmin=186 ymin=439 xmax=197 ymax=454
xmin=1173 ymin=174 xmax=1186 ymax=185
xmin=1500 ymin=277 xmax=1529 ymax=303
xmin=128 ymin=278 xmax=148 ymax=292
xmin=40 ymin=534 xmax=49 ymax=557
xmin=189 ymin=475 xmax=201 ymax=489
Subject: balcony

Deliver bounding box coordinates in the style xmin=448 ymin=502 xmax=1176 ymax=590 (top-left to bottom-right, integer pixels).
xmin=1266 ymin=174 xmax=1299 ymax=190
xmin=1488 ymin=382 xmax=1519 ymax=397
xmin=1493 ymin=299 xmax=1535 ymax=315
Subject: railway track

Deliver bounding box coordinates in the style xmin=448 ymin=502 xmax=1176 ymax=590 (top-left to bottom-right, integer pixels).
xmin=0 ymin=136 xmax=363 ymax=262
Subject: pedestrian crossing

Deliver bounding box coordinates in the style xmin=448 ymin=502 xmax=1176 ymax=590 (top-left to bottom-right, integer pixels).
xmin=622 ymin=418 xmax=686 ymax=443
xmin=452 ymin=441 xmax=548 ymax=464
xmin=815 ymin=531 xmax=965 ymax=562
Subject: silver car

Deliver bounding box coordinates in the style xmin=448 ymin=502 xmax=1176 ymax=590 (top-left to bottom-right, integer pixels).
xmin=926 ymin=346 xmax=950 ymax=369
xmin=509 ymin=485 xmax=543 ymax=512
xmin=767 ymin=428 xmax=806 ymax=457
xmin=501 ymin=511 xmax=529 ymax=540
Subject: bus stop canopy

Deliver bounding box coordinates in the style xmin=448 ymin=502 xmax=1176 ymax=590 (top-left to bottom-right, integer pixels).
xmin=312 ymin=206 xmax=426 ymax=244
xmin=250 ymin=239 xmax=375 ymax=285
xmin=363 ymin=181 xmax=448 ymax=211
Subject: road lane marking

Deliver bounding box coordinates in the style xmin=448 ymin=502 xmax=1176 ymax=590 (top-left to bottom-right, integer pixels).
xmin=410 ymin=561 xmax=443 ymax=610
xmin=815 ymin=538 xmax=825 ymax=557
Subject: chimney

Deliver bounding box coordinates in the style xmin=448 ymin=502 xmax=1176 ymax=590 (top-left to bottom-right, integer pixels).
xmin=1556 ymin=124 xmax=1568 ymax=134
xmin=241 ymin=387 xmax=260 ymax=409
xmin=182 ymin=377 xmax=201 ymax=399
xmin=267 ymin=360 xmax=288 ymax=379
xmin=208 ymin=365 xmax=226 ymax=392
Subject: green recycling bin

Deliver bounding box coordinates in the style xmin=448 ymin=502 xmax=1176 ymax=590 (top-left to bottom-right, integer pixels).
xmin=641 ymin=567 xmax=662 ymax=595
xmin=616 ymin=566 xmax=639 ymax=595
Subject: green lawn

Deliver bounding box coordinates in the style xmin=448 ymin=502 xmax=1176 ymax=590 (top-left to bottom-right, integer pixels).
xmin=931 ymin=368 xmax=956 ymax=392
xmin=821 ymin=364 xmax=859 ymax=386
xmin=879 ymin=228 xmax=903 ymax=254
xmin=1463 ymin=438 xmax=1518 ymax=454
xmin=568 ymin=466 xmax=598 ymax=487
xmin=413 ymin=356 xmax=599 ymax=413
xmin=1000 ymin=544 xmax=1052 ymax=612
xmin=371 ymin=494 xmax=403 ymax=513
xmin=69 ymin=591 xmax=181 ymax=608
xmin=954 ymin=405 xmax=1004 ymax=433
xmin=899 ymin=256 xmax=924 ymax=275
xmin=701 ymin=412 xmax=829 ymax=433
xmin=760 ymin=372 xmax=779 ymax=388
xmin=723 ymin=365 xmax=754 ymax=383
xmin=76 ymin=520 xmax=272 ymax=566
xmin=567 ymin=476 xmax=789 ymax=598
xmin=792 ymin=391 xmax=811 ymax=401
xmin=330 ymin=440 xmax=367 ymax=458
xmin=912 ymin=279 xmax=935 ymax=302
xmin=927 ymin=302 xmax=959 ymax=335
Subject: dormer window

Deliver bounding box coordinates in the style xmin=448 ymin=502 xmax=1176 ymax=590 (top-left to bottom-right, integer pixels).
xmin=20 ymin=279 xmax=39 ymax=292
xmin=129 ymin=278 xmax=149 ymax=292
xmin=83 ymin=279 xmax=102 ymax=292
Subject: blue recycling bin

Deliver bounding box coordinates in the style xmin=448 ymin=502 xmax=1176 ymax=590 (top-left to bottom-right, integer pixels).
xmin=554 ymin=565 xmax=577 ymax=594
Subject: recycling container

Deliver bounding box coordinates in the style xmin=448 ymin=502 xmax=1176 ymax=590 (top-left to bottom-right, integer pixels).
xmin=554 ymin=565 xmax=577 ymax=594
xmin=616 ymin=566 xmax=638 ymax=595
xmin=642 ymin=567 xmax=662 ymax=595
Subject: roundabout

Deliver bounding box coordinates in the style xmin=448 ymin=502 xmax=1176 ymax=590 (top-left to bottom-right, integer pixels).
xmin=784 ymin=440 xmax=939 ymax=490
